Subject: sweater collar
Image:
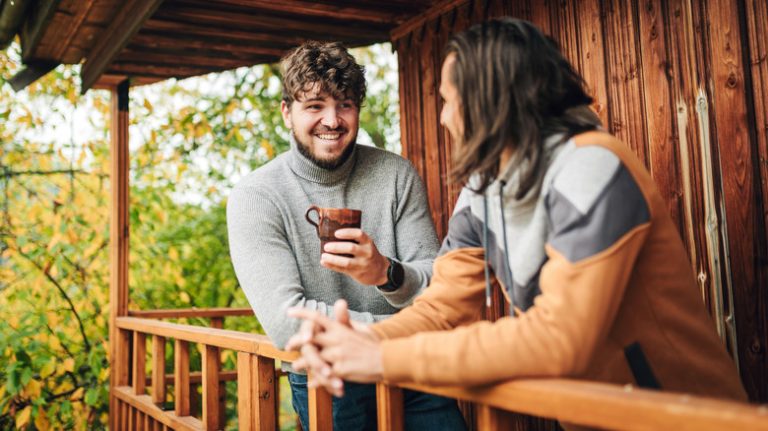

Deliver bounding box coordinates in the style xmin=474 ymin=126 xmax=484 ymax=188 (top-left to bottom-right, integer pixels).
xmin=288 ymin=134 xmax=358 ymax=184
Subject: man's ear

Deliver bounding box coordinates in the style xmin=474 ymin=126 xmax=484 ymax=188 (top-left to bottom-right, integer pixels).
xmin=280 ymin=100 xmax=292 ymax=129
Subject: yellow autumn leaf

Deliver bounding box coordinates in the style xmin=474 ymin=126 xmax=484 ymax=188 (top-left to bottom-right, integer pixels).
xmin=34 ymin=409 xmax=50 ymax=430
xmin=63 ymin=358 xmax=75 ymax=372
xmin=15 ymin=406 xmax=31 ymax=429
xmin=23 ymin=379 xmax=42 ymax=398
xmin=168 ymin=247 xmax=179 ymax=261
xmin=40 ymin=358 xmax=57 ymax=378
xmin=143 ymin=98 xmax=153 ymax=111
xmin=179 ymin=291 xmax=191 ymax=303
xmin=70 ymin=387 xmax=84 ymax=401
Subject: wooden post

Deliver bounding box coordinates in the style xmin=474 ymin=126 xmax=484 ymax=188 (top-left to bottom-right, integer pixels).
xmin=152 ymin=335 xmax=166 ymax=406
xmin=109 ymin=79 xmax=130 ymax=430
xmin=376 ymin=383 xmax=404 ymax=431
xmin=237 ymin=353 xmax=277 ymax=430
xmin=175 ymin=339 xmax=190 ymax=416
xmin=202 ymin=345 xmax=220 ymax=430
xmin=308 ymin=374 xmax=333 ymax=431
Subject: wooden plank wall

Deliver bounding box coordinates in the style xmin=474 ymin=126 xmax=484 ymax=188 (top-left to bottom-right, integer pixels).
xmin=392 ymin=0 xmax=767 ymax=404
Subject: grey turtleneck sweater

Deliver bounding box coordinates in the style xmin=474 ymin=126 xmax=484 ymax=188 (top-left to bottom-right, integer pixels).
xmin=227 ymin=139 xmax=439 ymax=349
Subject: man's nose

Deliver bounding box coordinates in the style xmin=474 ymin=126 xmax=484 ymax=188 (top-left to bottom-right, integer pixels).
xmin=321 ymin=109 xmax=340 ymax=129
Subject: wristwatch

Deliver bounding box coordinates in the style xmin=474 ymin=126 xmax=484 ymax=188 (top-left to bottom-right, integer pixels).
xmin=377 ymin=257 xmax=404 ymax=292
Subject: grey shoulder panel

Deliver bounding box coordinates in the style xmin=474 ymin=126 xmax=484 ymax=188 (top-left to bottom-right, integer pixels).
xmin=547 ymin=163 xmax=650 ymax=262
xmin=439 ymin=204 xmax=482 ymax=255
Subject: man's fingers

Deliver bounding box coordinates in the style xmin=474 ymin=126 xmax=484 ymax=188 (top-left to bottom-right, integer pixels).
xmin=332 ymin=228 xmax=366 ymax=242
xmin=320 ymin=253 xmax=354 ymax=269
xmin=322 ymin=241 xmax=359 ymax=256
xmin=300 ymin=344 xmax=332 ymax=379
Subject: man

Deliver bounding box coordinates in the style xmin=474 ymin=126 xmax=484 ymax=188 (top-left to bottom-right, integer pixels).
xmin=227 ymin=41 xmax=465 ymax=430
xmin=287 ymin=19 xmax=747 ymax=412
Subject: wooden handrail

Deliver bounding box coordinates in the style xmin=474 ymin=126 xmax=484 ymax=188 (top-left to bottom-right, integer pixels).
xmin=389 ymin=379 xmax=768 ymax=431
xmin=116 ymin=316 xmax=298 ymax=362
xmin=128 ymin=307 xmax=254 ymax=319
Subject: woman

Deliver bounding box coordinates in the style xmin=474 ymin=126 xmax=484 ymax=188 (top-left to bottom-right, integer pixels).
xmin=287 ymin=17 xmax=746 ymax=405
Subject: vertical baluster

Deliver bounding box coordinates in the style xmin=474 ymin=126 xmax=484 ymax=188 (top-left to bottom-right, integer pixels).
xmin=175 ymin=339 xmax=190 ymax=416
xmin=152 ymin=336 xmax=166 ymax=406
xmin=476 ymin=404 xmax=516 ymax=430
xmin=133 ymin=332 xmax=147 ymax=395
xmin=202 ymin=345 xmax=221 ymax=430
xmin=237 ymin=352 xmax=254 ymax=431
xmin=376 ymin=383 xmax=404 ymax=431
xmin=210 ymin=317 xmax=226 ymax=427
xmin=308 ymin=373 xmax=332 ymax=431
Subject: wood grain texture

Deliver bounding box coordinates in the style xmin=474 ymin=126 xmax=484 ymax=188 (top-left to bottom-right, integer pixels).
xmin=390 ymin=0 xmax=767 ymax=405
xmin=174 ymin=339 xmax=190 ymax=417
xmin=376 ymin=383 xmax=404 ymax=431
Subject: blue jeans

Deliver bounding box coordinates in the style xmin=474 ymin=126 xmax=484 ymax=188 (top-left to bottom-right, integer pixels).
xmin=288 ymin=373 xmax=466 ymax=430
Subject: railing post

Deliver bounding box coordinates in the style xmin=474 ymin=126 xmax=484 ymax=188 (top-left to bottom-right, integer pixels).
xmin=210 ymin=317 xmax=226 ymax=426
xmin=238 ymin=352 xmax=277 ymax=430
xmin=376 ymin=382 xmax=404 ymax=431
xmin=308 ymin=373 xmax=333 ymax=431
xmin=476 ymin=404 xmax=516 ymax=430
xmin=202 ymin=345 xmax=221 ymax=430
xmin=151 ymin=335 xmax=166 ymax=406
xmin=133 ymin=332 xmax=147 ymax=395
xmin=174 ymin=339 xmax=190 ymax=416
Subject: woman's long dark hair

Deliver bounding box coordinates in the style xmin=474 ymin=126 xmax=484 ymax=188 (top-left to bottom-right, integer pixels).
xmin=446 ymin=18 xmax=601 ymax=198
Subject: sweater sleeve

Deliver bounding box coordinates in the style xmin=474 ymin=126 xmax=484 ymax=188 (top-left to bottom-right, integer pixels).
xmin=227 ymin=185 xmax=388 ymax=349
xmin=377 ymin=162 xmax=440 ymax=308
xmin=378 ymin=151 xmax=654 ymax=386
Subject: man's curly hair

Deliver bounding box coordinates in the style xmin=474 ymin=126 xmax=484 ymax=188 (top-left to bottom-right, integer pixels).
xmin=280 ymin=41 xmax=366 ymax=108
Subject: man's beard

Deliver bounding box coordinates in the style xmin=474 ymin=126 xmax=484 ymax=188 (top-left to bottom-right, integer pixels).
xmin=294 ymin=130 xmax=357 ymax=170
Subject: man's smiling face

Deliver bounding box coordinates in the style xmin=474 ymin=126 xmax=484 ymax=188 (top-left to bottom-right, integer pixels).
xmin=281 ymin=83 xmax=360 ymax=169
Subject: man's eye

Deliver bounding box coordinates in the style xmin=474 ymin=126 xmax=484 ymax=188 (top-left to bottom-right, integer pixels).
xmin=307 ymin=105 xmax=322 ymax=110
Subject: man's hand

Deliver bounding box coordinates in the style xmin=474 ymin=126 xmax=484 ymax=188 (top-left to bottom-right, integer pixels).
xmin=287 ymin=300 xmax=384 ymax=396
xmin=321 ymin=228 xmax=389 ymax=286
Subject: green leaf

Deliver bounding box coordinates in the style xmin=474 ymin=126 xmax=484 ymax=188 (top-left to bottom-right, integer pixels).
xmin=84 ymin=387 xmax=99 ymax=406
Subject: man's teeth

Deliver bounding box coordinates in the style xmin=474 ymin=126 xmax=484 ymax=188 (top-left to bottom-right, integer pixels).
xmin=317 ymin=133 xmax=341 ymax=140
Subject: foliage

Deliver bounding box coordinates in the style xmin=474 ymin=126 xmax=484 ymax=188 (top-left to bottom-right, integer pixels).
xmin=0 ymin=40 xmax=398 ymax=430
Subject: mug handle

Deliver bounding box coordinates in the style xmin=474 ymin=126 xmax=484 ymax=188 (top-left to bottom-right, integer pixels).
xmin=305 ymin=205 xmax=320 ymax=232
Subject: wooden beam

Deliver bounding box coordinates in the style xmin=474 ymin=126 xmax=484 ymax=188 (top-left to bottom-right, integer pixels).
xmin=150 ymin=5 xmax=389 ymax=42
xmin=18 ymin=0 xmax=58 ymax=61
xmin=7 ymin=60 xmax=58 ymax=92
xmin=180 ymin=0 xmax=413 ymax=24
xmin=116 ymin=316 xmax=299 ymax=362
xmin=129 ymin=307 xmax=253 ymax=319
xmin=80 ymin=0 xmax=164 ymax=93
xmin=398 ymin=379 xmax=768 ymax=431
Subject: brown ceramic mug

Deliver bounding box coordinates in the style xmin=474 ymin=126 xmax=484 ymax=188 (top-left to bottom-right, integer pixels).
xmin=305 ymin=205 xmax=362 ymax=257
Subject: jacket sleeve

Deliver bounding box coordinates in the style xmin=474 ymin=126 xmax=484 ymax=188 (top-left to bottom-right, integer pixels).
xmin=378 ymin=162 xmax=441 ymax=308
xmin=378 ymin=152 xmax=653 ymax=386
xmin=227 ymin=185 xmax=388 ymax=349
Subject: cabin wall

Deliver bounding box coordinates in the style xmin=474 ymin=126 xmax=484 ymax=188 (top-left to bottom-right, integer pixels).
xmin=393 ymin=0 xmax=767 ymax=403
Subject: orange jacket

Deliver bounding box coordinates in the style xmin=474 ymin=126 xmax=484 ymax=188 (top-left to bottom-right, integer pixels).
xmin=372 ymin=131 xmax=746 ymax=401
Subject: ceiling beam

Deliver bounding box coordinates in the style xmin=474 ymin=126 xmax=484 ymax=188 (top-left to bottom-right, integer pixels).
xmin=176 ymin=0 xmax=410 ymax=24
xmin=80 ymin=0 xmax=164 ymax=93
xmin=8 ymin=60 xmax=58 ymax=92
xmin=18 ymin=0 xmax=58 ymax=61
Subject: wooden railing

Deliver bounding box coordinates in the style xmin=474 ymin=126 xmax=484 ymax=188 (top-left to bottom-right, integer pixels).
xmin=111 ymin=308 xmax=768 ymax=431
